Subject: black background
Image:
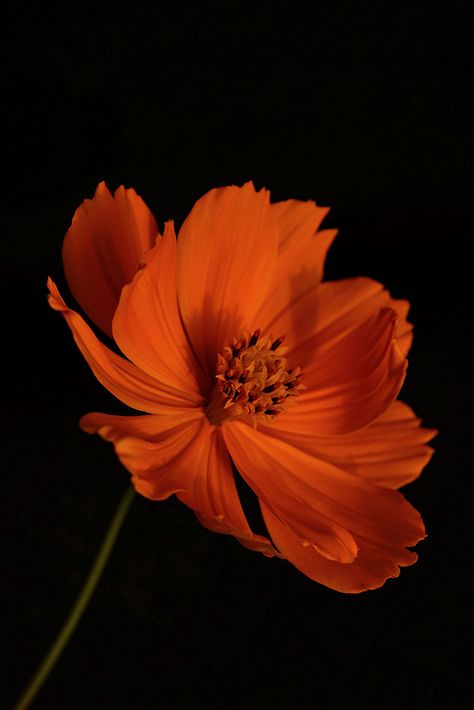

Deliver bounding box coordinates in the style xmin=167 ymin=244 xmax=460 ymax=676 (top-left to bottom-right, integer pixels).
xmin=2 ymin=2 xmax=473 ymax=708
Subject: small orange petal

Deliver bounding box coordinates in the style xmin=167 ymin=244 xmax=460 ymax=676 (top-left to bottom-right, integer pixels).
xmin=81 ymin=409 xmax=205 ymax=500
xmin=177 ymin=182 xmax=279 ymax=380
xmin=62 ymin=182 xmax=158 ymax=336
xmin=48 ymin=277 xmax=202 ymax=411
xmin=112 ymin=221 xmax=205 ymax=396
xmin=80 ymin=409 xmax=204 ymax=440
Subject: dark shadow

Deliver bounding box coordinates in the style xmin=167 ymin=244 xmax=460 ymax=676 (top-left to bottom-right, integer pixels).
xmin=231 ymin=461 xmax=269 ymax=539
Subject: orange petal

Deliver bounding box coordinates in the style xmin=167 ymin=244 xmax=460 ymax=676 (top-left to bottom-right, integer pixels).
xmin=112 ymin=221 xmax=205 ymax=395
xmin=223 ymin=421 xmax=425 ymax=591
xmin=261 ymin=400 xmax=436 ymax=489
xmin=284 ymin=307 xmax=407 ymax=435
xmin=83 ymin=410 xmax=276 ymax=555
xmin=255 ymin=199 xmax=337 ymax=329
xmin=306 ymin=277 xmax=412 ymax=356
xmin=62 ymin=182 xmax=158 ymax=336
xmin=264 ymin=277 xmax=412 ymax=370
xmin=177 ymin=421 xmax=277 ymax=557
xmin=261 ymin=504 xmax=418 ymax=593
xmin=48 ymin=278 xmax=202 ymax=411
xmin=224 ymin=422 xmax=359 ymax=564
xmin=81 ymin=410 xmax=206 ymax=499
xmin=177 ymin=182 xmax=279 ymax=381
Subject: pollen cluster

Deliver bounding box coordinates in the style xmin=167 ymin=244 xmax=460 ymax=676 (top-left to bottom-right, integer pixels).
xmin=206 ymin=329 xmax=304 ymax=425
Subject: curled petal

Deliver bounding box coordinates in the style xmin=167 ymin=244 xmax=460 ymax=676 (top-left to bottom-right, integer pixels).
xmin=307 ymin=278 xmax=413 ymax=356
xmin=177 ymin=182 xmax=279 ymax=381
xmin=48 ymin=278 xmax=202 ymax=411
xmin=112 ymin=221 xmax=205 ymax=395
xmin=261 ymin=504 xmax=418 ymax=593
xmin=286 ymin=307 xmax=407 ymax=435
xmin=63 ymin=182 xmax=158 ymax=336
xmin=223 ymin=421 xmax=425 ymax=591
xmin=264 ymin=277 xmax=413 ymax=367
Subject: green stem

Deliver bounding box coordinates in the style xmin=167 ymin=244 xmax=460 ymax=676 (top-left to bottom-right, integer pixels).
xmin=14 ymin=485 xmax=136 ymax=710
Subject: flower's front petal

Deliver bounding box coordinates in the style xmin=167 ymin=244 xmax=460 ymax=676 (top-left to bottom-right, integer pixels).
xmin=177 ymin=182 xmax=279 ymax=380
xmin=224 ymin=422 xmax=425 ymax=591
xmin=81 ymin=410 xmax=206 ymax=499
xmin=261 ymin=505 xmax=417 ymax=593
xmin=262 ymin=400 xmax=436 ymax=489
xmin=224 ymin=423 xmax=359 ymax=564
xmin=287 ymin=307 xmax=407 ymax=435
xmin=83 ymin=410 xmax=276 ymax=555
xmin=63 ymin=182 xmax=158 ymax=336
xmin=255 ymin=199 xmax=337 ymax=328
xmin=177 ymin=421 xmax=277 ymax=557
xmin=48 ymin=278 xmax=202 ymax=411
xmin=112 ymin=222 xmax=205 ymax=396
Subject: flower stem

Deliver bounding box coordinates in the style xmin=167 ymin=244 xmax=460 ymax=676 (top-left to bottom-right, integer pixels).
xmin=14 ymin=485 xmax=136 ymax=710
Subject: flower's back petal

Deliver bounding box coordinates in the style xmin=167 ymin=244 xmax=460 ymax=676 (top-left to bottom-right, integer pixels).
xmin=287 ymin=307 xmax=407 ymax=435
xmin=48 ymin=278 xmax=202 ymax=411
xmin=263 ymin=400 xmax=436 ymax=489
xmin=224 ymin=421 xmax=425 ymax=591
xmin=112 ymin=222 xmax=205 ymax=396
xmin=308 ymin=278 xmax=412 ymax=356
xmin=81 ymin=410 xmax=205 ymax=499
xmin=177 ymin=183 xmax=279 ymax=380
xmin=271 ymin=277 xmax=412 ymax=368
xmin=62 ymin=182 xmax=158 ymax=336
xmin=256 ymin=199 xmax=337 ymax=328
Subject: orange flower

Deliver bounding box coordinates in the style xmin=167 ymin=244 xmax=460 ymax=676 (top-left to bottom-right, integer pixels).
xmin=48 ymin=181 xmax=436 ymax=592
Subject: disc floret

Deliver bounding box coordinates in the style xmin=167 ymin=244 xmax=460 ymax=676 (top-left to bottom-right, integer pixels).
xmin=206 ymin=329 xmax=304 ymax=425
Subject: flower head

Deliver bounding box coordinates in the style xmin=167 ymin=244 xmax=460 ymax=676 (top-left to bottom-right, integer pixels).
xmin=48 ymin=181 xmax=436 ymax=592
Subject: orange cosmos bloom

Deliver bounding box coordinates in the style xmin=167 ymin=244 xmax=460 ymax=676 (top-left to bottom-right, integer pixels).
xmin=48 ymin=181 xmax=436 ymax=592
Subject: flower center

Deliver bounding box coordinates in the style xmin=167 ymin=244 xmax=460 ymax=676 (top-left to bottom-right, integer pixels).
xmin=205 ymin=329 xmax=304 ymax=425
